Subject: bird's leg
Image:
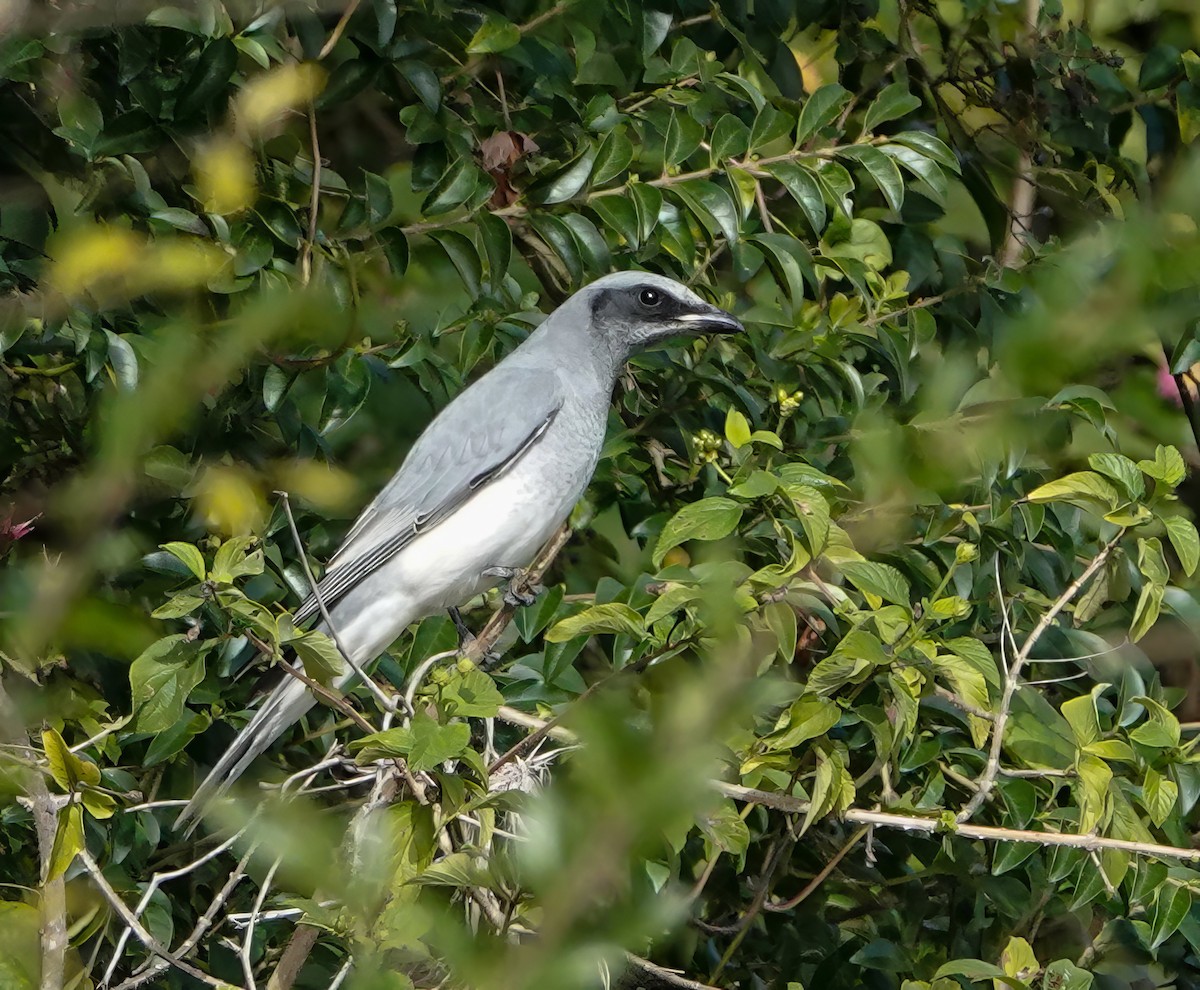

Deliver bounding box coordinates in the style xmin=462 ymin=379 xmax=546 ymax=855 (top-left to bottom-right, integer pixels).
xmin=482 ymin=565 xmax=544 ymax=608
xmin=448 ymin=606 xmax=475 ymax=649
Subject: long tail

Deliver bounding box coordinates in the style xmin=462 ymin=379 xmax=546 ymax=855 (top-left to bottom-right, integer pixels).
xmin=174 ymin=662 xmax=321 ymax=835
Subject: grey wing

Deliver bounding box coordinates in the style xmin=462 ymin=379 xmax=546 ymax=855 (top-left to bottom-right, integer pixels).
xmin=291 ymin=364 xmax=563 ymax=626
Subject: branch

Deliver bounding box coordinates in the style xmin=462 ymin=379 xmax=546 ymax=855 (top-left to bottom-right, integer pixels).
xmin=619 ymin=954 xmax=722 ymax=990
xmin=0 ymin=680 xmax=67 ymax=990
xmin=275 ymin=491 xmax=400 ymax=718
xmin=299 ymin=110 xmax=321 ymax=286
xmin=469 ymin=524 xmax=572 ymax=665
xmin=958 ymin=531 xmax=1124 ymax=821
xmin=998 ymin=0 xmax=1042 ymax=267
xmin=78 ymin=850 xmax=239 ymax=989
xmin=716 ymin=782 xmax=1200 ymax=862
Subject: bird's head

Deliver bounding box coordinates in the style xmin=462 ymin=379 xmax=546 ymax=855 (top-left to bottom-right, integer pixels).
xmin=575 ymin=271 xmax=743 ymax=361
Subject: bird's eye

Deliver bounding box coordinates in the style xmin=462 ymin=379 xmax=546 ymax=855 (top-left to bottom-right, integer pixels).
xmin=639 ymin=288 xmax=662 ymax=307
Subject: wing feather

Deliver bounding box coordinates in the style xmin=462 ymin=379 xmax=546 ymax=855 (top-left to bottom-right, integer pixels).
xmin=292 ymin=367 xmax=562 ymax=626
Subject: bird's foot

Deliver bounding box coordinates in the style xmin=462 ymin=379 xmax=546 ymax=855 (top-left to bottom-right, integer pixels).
xmin=447 ymin=607 xmax=501 ymax=664
xmin=482 ymin=566 xmax=544 ymax=608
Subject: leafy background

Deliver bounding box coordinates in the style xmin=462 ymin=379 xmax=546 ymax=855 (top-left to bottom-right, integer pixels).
xmin=7 ymin=1 xmax=1200 ymax=988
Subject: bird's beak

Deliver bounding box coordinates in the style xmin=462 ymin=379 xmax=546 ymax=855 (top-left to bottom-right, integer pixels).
xmin=676 ymin=304 xmax=744 ymax=335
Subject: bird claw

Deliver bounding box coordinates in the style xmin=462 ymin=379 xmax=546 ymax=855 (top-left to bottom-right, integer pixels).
xmin=482 ymin=566 xmax=543 ymax=609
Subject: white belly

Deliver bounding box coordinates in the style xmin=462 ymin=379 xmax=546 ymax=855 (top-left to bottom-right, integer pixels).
xmin=325 ymin=463 xmax=579 ymax=668
xmin=393 ymin=467 xmax=566 ymax=610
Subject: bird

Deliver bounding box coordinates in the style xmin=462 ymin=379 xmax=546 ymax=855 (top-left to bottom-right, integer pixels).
xmin=176 ymin=271 xmax=743 ymax=829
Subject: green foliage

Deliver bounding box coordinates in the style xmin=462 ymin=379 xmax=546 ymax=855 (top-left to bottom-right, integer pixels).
xmin=6 ymin=2 xmax=1200 ymax=989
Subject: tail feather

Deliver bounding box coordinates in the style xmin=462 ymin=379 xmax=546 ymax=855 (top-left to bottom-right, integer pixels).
xmin=174 ymin=664 xmax=319 ymax=835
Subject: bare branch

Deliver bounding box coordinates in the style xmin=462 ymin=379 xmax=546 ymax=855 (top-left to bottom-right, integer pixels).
xmin=717 ymin=782 xmax=1200 ymax=862
xmin=79 ymin=850 xmax=239 ymax=989
xmin=958 ymin=529 xmax=1125 ymax=822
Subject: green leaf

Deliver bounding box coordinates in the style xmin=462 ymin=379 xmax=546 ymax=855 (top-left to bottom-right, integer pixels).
xmin=477 ymin=212 xmax=512 ymax=284
xmin=440 ymin=668 xmax=504 ymax=718
xmin=128 ymin=635 xmax=207 ymax=732
xmin=808 ymin=629 xmax=887 ymax=695
xmin=561 ymin=213 xmax=611 ymax=273
xmin=1137 ymin=445 xmax=1186 ymax=487
xmin=546 ymin=602 xmax=646 ymax=642
xmin=710 ymin=113 xmax=750 ymax=163
xmin=699 ymin=801 xmax=751 ymax=855
xmin=1060 ymin=694 xmax=1100 ymax=747
xmin=652 ymin=497 xmax=745 ymax=567
xmin=350 ymin=713 xmax=471 ymax=772
xmin=1087 ymin=452 xmax=1144 ymax=500
xmin=263 ymin=365 xmax=289 ymax=412
xmin=592 ymin=128 xmax=633 ymax=185
xmin=1129 ymin=696 xmax=1180 ymax=748
xmin=534 ymin=145 xmax=596 ymax=204
xmin=644 ymin=584 xmax=703 ymax=627
xmin=838 ymin=145 xmax=905 ymax=212
xmin=890 ymin=131 xmax=960 ymax=171
xmin=1150 ymin=883 xmax=1190 ymax=949
xmin=48 ymin=804 xmax=84 ymax=881
xmin=211 ymin=536 xmax=264 ymax=583
xmin=589 ymin=194 xmax=640 ymax=246
xmin=292 ymin=630 xmax=345 ymax=686
xmin=529 ymin=213 xmax=583 ymax=283
xmin=799 ymin=746 xmax=854 ymax=834
xmin=1141 ymin=768 xmax=1178 ymax=826
xmin=1026 ymin=471 xmax=1120 ymax=511
xmin=1130 ymin=583 xmax=1164 ymax=642
xmin=43 ymin=728 xmax=85 ymax=791
xmin=428 ymin=229 xmax=482 ymax=296
xmin=379 ymin=227 xmax=409 ymax=276
xmin=729 ymin=470 xmax=779 ymax=499
xmin=467 ymin=15 xmax=521 ymax=54
xmin=104 ymin=330 xmax=139 ymax=391
xmin=796 ymin=83 xmax=851 ymax=145
xmin=764 ymin=161 xmax=826 ymax=235
xmin=398 ymin=61 xmax=440 ymax=113
xmin=754 ymin=232 xmax=816 ymax=308
xmin=1139 ymin=44 xmax=1183 ymax=90
xmin=724 ymin=408 xmax=751 ymax=448
xmin=1041 ymin=960 xmax=1094 ymax=990
xmin=160 ymin=542 xmax=206 ymax=581
xmin=863 ymin=82 xmax=921 ymax=131
xmin=1164 ymin=516 xmax=1200 ymax=576
xmin=423 ymin=160 xmax=482 ymax=216
xmin=175 ymin=38 xmax=237 ymax=119
xmin=762 ymin=694 xmax=841 ymax=750
xmin=1075 ymin=753 xmax=1113 ymax=833
xmin=672 ymin=179 xmax=741 ymax=245
xmin=1137 ymin=537 xmax=1169 ymax=586
xmin=839 ymin=560 xmax=910 ymax=607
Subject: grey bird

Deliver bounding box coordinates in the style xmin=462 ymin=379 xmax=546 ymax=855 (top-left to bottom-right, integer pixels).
xmin=176 ymin=271 xmax=742 ymax=829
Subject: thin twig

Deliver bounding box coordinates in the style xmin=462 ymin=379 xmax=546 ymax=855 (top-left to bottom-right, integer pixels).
xmin=764 ymin=826 xmax=868 ymax=912
xmin=103 ymin=828 xmax=247 ymax=985
xmin=317 ymin=0 xmax=362 ymax=59
xmin=241 ymin=857 xmax=282 ymax=990
xmin=275 ymin=490 xmax=398 ymax=716
xmin=299 ymin=111 xmax=321 ymax=285
xmin=79 ymin=850 xmax=238 ymax=988
xmin=958 ymin=529 xmax=1125 ymax=821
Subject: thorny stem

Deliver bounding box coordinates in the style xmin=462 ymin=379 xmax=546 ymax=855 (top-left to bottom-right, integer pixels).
xmin=957 ymin=530 xmax=1126 ymax=822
